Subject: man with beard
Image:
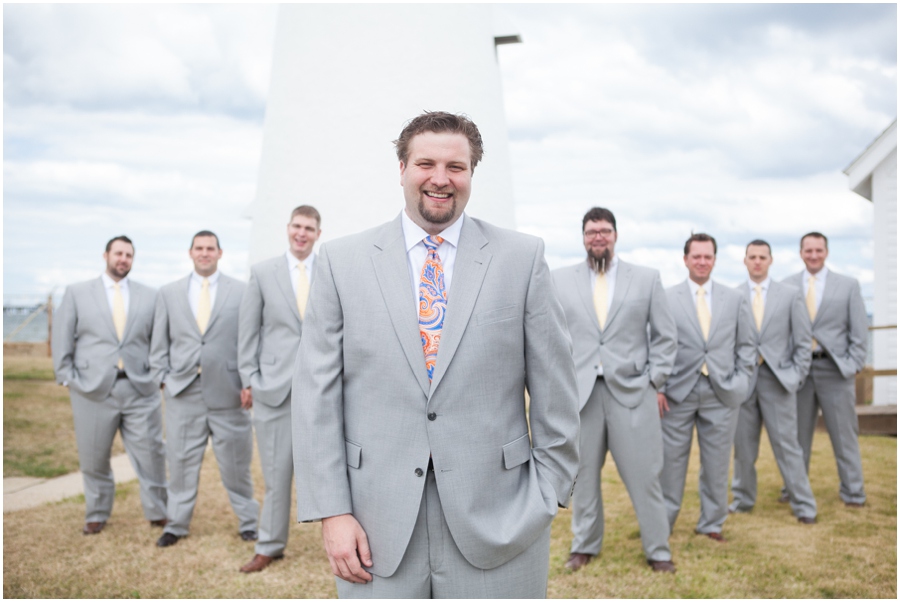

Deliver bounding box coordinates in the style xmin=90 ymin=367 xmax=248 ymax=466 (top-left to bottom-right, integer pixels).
xmin=53 ymin=235 xmax=168 ymax=535
xmin=552 ymin=207 xmax=678 ymax=574
xmin=292 ymin=111 xmax=579 ymax=598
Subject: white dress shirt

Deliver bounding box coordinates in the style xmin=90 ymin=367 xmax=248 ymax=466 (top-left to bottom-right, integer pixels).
xmin=401 ymin=209 xmax=464 ymax=313
xmin=286 ymin=250 xmax=316 ymax=295
xmin=188 ymin=270 xmax=220 ymax=318
xmin=687 ymin=278 xmax=713 ymax=314
xmin=802 ymin=266 xmax=828 ymax=312
xmin=747 ymin=277 xmax=771 ymax=306
xmin=101 ymin=272 xmax=130 ymax=316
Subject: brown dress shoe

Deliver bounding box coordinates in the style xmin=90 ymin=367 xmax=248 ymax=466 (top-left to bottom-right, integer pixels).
xmin=797 ymin=516 xmax=817 ymax=524
xmin=649 ymin=559 xmax=676 ymax=573
xmin=239 ymin=553 xmax=284 ymax=573
xmin=697 ymin=531 xmax=726 ymax=542
xmin=564 ymin=552 xmax=593 ymax=571
xmin=149 ymin=519 xmax=168 ymax=528
xmin=82 ymin=521 xmax=106 ymax=535
xmin=845 ymin=501 xmax=865 ymax=508
xmin=777 ymin=492 xmax=790 ymax=504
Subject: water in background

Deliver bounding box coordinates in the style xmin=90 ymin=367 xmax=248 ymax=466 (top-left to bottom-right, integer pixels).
xmin=4 ymin=306 xmax=50 ymax=343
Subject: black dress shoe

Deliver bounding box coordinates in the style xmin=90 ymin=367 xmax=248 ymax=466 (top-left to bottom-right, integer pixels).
xmin=240 ymin=530 xmax=258 ymax=542
xmin=798 ymin=516 xmax=817 ymax=525
xmin=156 ymin=532 xmax=183 ymax=547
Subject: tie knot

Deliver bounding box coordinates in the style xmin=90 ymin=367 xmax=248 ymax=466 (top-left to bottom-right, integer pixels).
xmin=423 ymin=235 xmax=444 ymax=251
xmin=113 ymin=282 xmax=121 ymax=291
xmin=202 ymin=278 xmax=209 ymax=289
xmin=697 ymin=286 xmax=706 ymax=297
xmin=754 ymin=285 xmax=762 ymax=293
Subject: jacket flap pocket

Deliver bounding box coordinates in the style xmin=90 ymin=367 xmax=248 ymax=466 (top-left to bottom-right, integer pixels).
xmin=75 ymin=360 xmax=89 ymax=369
xmin=502 ymin=433 xmax=532 ymax=469
xmin=477 ymin=305 xmax=518 ymax=326
xmin=226 ymin=361 xmax=238 ymax=371
xmin=345 ymin=440 xmax=361 ymax=469
xmin=779 ymin=360 xmax=793 ymax=369
xmin=260 ymin=354 xmax=277 ymax=365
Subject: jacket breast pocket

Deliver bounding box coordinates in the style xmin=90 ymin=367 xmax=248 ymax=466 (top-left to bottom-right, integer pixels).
xmin=502 ymin=433 xmax=532 ymax=469
xmin=260 ymin=354 xmax=277 ymax=365
xmin=75 ymin=360 xmax=89 ymax=369
xmin=476 ymin=305 xmax=518 ymax=326
xmin=345 ymin=440 xmax=361 ymax=469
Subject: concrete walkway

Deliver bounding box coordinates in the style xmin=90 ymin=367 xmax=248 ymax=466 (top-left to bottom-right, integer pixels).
xmin=3 ymin=453 xmax=136 ymax=513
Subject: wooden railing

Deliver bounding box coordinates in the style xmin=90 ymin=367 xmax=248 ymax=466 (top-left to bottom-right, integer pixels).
xmin=856 ymin=324 xmax=897 ymax=405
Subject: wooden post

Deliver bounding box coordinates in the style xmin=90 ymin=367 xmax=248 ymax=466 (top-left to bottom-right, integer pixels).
xmin=46 ymin=294 xmax=53 ymax=357
xmin=856 ymin=366 xmax=874 ymax=405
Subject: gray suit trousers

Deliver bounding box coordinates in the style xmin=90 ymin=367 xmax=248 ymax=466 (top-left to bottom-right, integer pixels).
xmin=336 ymin=470 xmax=551 ymax=599
xmin=253 ymin=397 xmax=294 ymax=557
xmin=570 ymin=378 xmax=671 ymax=561
xmin=731 ymin=363 xmax=816 ymax=518
xmin=661 ymin=377 xmax=739 ymax=534
xmin=70 ymin=377 xmax=167 ymax=523
xmin=163 ymin=377 xmax=259 ymax=536
xmin=796 ymin=357 xmax=866 ymax=504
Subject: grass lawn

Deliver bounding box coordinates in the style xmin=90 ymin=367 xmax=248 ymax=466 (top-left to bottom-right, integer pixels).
xmin=3 ymin=355 xmax=896 ymax=597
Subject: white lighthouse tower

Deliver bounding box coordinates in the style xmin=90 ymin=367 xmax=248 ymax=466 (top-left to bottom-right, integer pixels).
xmin=248 ymin=4 xmax=521 ymax=264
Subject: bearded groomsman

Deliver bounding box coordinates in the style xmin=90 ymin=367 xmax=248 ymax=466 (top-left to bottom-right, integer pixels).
xmin=552 ymin=207 xmax=677 ymax=573
xmin=236 ymin=206 xmax=322 ymax=572
xmin=53 ymin=236 xmax=168 ymax=535
xmin=729 ymin=240 xmax=817 ymax=524
xmin=782 ymin=232 xmax=867 ymax=507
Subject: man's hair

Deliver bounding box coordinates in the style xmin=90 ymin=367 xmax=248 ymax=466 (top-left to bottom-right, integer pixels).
xmin=190 ymin=230 xmax=221 ymax=250
xmin=800 ymin=231 xmax=828 ymax=250
xmin=290 ymin=205 xmax=321 ymax=228
xmin=393 ymin=111 xmax=484 ymax=170
xmin=582 ymin=207 xmax=617 ymax=232
xmin=745 ymin=239 xmax=771 ymax=255
xmin=684 ymin=233 xmax=717 ymax=256
xmin=105 ymin=235 xmax=134 ymax=254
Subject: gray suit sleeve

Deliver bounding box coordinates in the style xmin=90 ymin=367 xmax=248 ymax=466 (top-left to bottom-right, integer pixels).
xmin=292 ymin=244 xmax=354 ymax=521
xmin=523 ymin=239 xmax=580 ymax=508
xmin=790 ymin=287 xmax=813 ymax=383
xmin=51 ymin=287 xmax=76 ymax=385
xmin=847 ymin=279 xmax=868 ymax=373
xmin=647 ymin=272 xmax=677 ymax=390
xmin=149 ymin=292 xmax=171 ymax=386
xmin=238 ymin=268 xmax=263 ymax=389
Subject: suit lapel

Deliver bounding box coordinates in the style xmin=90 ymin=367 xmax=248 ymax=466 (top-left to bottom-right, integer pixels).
xmin=121 ymin=283 xmax=141 ymax=342
xmin=176 ymin=275 xmax=200 ymax=335
xmin=706 ymin=281 xmax=725 ymax=341
xmin=574 ymin=262 xmax=601 ymax=336
xmin=676 ymin=281 xmax=704 ymax=341
xmin=604 ymin=260 xmax=633 ymax=330
xmin=371 ymin=218 xmax=430 ymax=398
xmin=759 ymin=282 xmax=778 ymax=337
xmin=815 ymin=271 xmax=838 ymax=325
xmin=91 ymin=278 xmax=118 ymax=340
xmin=274 ymin=256 xmax=303 ymax=323
xmin=429 ymin=217 xmax=491 ymax=397
xmin=205 ymin=274 xmax=231 ymax=332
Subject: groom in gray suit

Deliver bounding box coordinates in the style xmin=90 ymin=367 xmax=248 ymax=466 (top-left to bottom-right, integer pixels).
xmin=782 ymin=232 xmax=867 ymax=507
xmin=729 ymin=240 xmax=817 ymax=523
xmin=237 ymin=205 xmax=321 ymax=573
xmin=151 ymin=231 xmax=259 ymax=547
xmin=660 ymin=233 xmax=754 ymax=542
xmin=292 ymin=111 xmax=580 ymax=598
xmin=53 ymin=236 xmax=168 ymax=535
xmin=552 ymin=207 xmax=677 ymax=574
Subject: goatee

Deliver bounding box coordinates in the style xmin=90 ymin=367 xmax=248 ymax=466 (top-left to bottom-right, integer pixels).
xmin=417 ymin=196 xmax=457 ymax=225
xmin=587 ymin=248 xmax=612 ymax=274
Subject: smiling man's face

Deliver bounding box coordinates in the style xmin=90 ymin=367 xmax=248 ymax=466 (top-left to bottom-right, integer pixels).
xmin=400 ymin=131 xmax=472 ymax=235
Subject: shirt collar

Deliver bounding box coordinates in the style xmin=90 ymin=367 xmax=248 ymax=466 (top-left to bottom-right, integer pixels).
xmin=286 ymin=250 xmax=315 ymax=271
xmin=748 ymin=277 xmax=770 ymax=290
xmin=687 ymin=278 xmax=712 ymax=297
xmin=192 ymin=270 xmax=220 ymax=285
xmin=803 ymin=266 xmax=828 ymax=281
xmin=101 ymin=272 xmax=129 ymax=289
xmin=401 ymin=209 xmax=465 ymax=253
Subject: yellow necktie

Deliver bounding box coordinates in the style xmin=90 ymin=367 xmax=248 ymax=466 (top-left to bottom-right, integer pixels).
xmin=752 ymin=285 xmax=764 ymax=331
xmin=196 ymin=278 xmax=211 ymax=334
xmin=112 ymin=282 xmax=126 ymax=369
xmin=296 ymin=262 xmax=310 ymax=319
xmin=594 ymin=271 xmax=608 ymax=330
xmin=806 ymin=275 xmax=818 ymax=350
xmin=697 ymin=286 xmax=711 ymax=376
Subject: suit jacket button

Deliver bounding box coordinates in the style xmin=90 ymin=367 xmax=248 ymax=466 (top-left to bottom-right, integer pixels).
xmin=427 ymin=412 xmax=437 ymax=421
xmin=415 ymin=468 xmax=424 ymax=477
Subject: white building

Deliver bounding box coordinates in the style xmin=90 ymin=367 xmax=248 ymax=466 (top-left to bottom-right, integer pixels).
xmin=248 ymin=5 xmax=521 ymax=265
xmin=844 ymin=119 xmax=897 ymax=406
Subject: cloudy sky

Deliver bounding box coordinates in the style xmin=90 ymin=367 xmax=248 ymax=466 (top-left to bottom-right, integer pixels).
xmin=4 ymin=4 xmax=896 ymax=309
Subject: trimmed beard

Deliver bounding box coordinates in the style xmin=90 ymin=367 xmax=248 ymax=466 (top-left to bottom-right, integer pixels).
xmin=107 ymin=264 xmax=131 ymax=280
xmin=587 ymin=248 xmax=611 ymax=274
xmin=417 ymin=196 xmax=457 ymax=226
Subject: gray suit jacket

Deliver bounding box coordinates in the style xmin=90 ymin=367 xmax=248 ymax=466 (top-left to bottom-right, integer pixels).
xmin=150 ymin=273 xmax=245 ymax=409
xmin=52 ymin=277 xmax=158 ymax=400
xmin=664 ymin=280 xmax=755 ymax=408
xmin=238 ymin=254 xmax=311 ymax=407
xmin=552 ymin=259 xmax=676 ymax=410
xmin=292 ymin=215 xmax=580 ymax=577
xmin=736 ymin=280 xmax=812 ymax=395
xmin=782 ymin=270 xmax=868 ymax=380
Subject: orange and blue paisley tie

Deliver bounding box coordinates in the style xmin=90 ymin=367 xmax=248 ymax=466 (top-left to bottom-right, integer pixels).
xmin=419 ymin=235 xmax=447 ymax=382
